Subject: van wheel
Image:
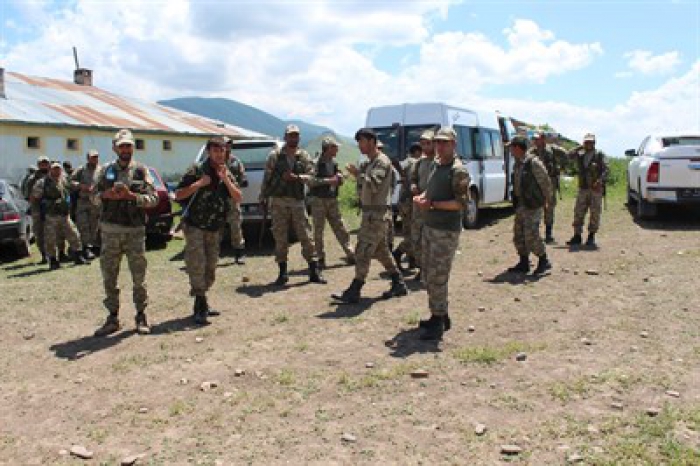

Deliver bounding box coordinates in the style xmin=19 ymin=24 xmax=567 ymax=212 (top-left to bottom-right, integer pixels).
xmin=462 ymin=190 xmax=479 ymax=229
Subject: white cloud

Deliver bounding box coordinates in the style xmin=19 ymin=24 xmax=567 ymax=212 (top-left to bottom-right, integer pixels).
xmin=623 ymin=50 xmax=682 ymax=75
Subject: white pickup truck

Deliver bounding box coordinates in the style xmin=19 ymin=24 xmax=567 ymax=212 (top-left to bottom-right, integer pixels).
xmin=626 ymin=133 xmax=700 ymax=219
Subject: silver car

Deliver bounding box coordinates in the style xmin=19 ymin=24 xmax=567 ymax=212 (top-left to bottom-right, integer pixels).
xmin=0 ymin=179 xmax=33 ymax=257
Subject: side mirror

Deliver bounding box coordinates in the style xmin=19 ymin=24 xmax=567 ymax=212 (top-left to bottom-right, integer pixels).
xmin=624 ymin=149 xmax=637 ymax=157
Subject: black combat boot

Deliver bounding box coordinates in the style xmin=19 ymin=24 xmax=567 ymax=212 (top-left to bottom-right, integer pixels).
xmin=420 ymin=314 xmax=446 ymax=341
xmin=407 ymin=255 xmax=417 ymax=270
xmin=419 ymin=312 xmax=451 ymax=332
xmin=566 ymin=233 xmax=583 ymax=246
xmin=309 ymin=261 xmax=327 ymax=284
xmin=533 ymin=254 xmax=552 ymax=275
xmin=392 ymin=248 xmax=405 ymax=271
xmin=38 ymin=253 xmax=48 ymax=265
xmin=193 ymin=296 xmax=209 ymax=325
xmin=381 ymin=272 xmax=408 ymax=299
xmin=507 ymin=255 xmax=530 ymax=273
xmin=545 ymin=224 xmax=555 ymax=244
xmin=72 ymin=249 xmax=88 ymax=265
xmin=203 ymin=296 xmax=220 ymax=316
xmin=318 ymin=257 xmax=327 ymax=270
xmin=585 ymin=233 xmax=597 ymax=248
xmin=332 ymin=279 xmax=364 ymax=304
xmin=233 ymin=248 xmax=246 ymax=265
xmin=59 ymin=250 xmax=70 ymax=263
xmin=413 ymin=268 xmax=422 ymax=282
xmin=82 ymin=246 xmax=95 ymax=261
xmin=274 ymin=262 xmax=289 ymax=286
xmin=49 ymin=257 xmax=61 ymax=270
xmin=135 ymin=312 xmax=151 ymax=335
xmin=94 ymin=313 xmax=121 ymax=337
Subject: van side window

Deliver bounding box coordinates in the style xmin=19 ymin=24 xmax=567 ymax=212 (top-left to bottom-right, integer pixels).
xmin=479 ymin=131 xmax=495 ymax=158
xmin=455 ymin=125 xmax=474 ymax=159
xmin=489 ymin=130 xmax=504 ymax=158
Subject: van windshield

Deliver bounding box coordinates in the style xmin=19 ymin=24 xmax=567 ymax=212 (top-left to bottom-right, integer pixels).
xmin=404 ymin=125 xmax=439 ymax=156
xmin=373 ymin=127 xmax=401 ymax=161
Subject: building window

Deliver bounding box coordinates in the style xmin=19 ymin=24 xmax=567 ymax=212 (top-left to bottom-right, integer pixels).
xmin=66 ymin=138 xmax=80 ymax=151
xmin=27 ymin=137 xmax=41 ymax=149
xmin=135 ymin=139 xmax=145 ymax=150
xmin=163 ymin=140 xmax=172 ymax=151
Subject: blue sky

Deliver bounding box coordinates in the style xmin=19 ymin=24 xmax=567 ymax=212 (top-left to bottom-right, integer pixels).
xmin=1 ymin=0 xmax=698 ymax=155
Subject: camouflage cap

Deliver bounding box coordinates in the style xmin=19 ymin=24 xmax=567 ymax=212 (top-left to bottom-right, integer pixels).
xmin=87 ymin=149 xmax=99 ymax=157
xmin=433 ymin=127 xmax=457 ymax=141
xmin=285 ymin=124 xmax=300 ymax=135
xmin=113 ymin=128 xmax=135 ymax=146
xmin=506 ymin=135 xmax=529 ymax=147
xmin=583 ymin=133 xmax=596 ymax=143
xmin=50 ymin=162 xmax=62 ymax=169
xmin=37 ymin=155 xmax=50 ymax=164
xmin=321 ymin=136 xmax=340 ymax=149
xmin=419 ymin=130 xmax=435 ymax=141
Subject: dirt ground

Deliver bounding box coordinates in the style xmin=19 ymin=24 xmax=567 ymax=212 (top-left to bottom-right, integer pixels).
xmin=1 ymin=197 xmax=699 ymax=465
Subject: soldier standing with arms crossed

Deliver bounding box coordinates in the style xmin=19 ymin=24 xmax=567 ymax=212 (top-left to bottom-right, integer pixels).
xmin=528 ymin=133 xmax=566 ymax=243
xmin=175 ymin=137 xmax=242 ymax=325
xmin=566 ymin=133 xmax=608 ymax=248
xmin=259 ymin=124 xmax=325 ymax=286
xmin=224 ymin=138 xmax=248 ymax=264
xmin=413 ymin=127 xmax=471 ymax=340
xmin=93 ymin=129 xmax=158 ymax=337
xmin=507 ymin=136 xmax=554 ymax=275
xmin=333 ymin=128 xmax=407 ymax=304
xmin=309 ymin=136 xmax=355 ymax=269
xmin=71 ymin=149 xmax=102 ymax=260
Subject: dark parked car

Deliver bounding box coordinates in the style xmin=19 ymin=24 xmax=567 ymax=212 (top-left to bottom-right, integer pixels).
xmin=0 ymin=179 xmax=33 ymax=257
xmin=145 ymin=167 xmax=173 ymax=240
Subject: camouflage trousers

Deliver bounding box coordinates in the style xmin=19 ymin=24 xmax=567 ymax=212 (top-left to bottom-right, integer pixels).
xmin=573 ymin=189 xmax=603 ymax=234
xmin=310 ymin=197 xmax=354 ymax=261
xmin=355 ymin=210 xmax=398 ymax=281
xmin=30 ymin=211 xmax=45 ymax=255
xmin=410 ymin=209 xmax=426 ymax=268
xmin=184 ymin=224 xmax=221 ymax=297
xmin=226 ymin=201 xmax=245 ymax=249
xmin=421 ymin=226 xmax=460 ymax=316
xmin=100 ymin=224 xmax=148 ymax=314
xmin=545 ymin=178 xmax=558 ymax=226
xmin=270 ymin=197 xmax=316 ymax=263
xmin=44 ymin=214 xmax=81 ymax=257
xmin=513 ymin=206 xmax=545 ymax=257
xmin=386 ymin=217 xmax=395 ymax=249
xmin=395 ymin=200 xmax=414 ymax=256
xmin=75 ymin=198 xmax=100 ymax=247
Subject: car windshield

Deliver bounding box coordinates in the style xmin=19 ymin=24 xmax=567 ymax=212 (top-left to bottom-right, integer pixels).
xmin=148 ymin=168 xmax=164 ymax=189
xmin=231 ymin=142 xmax=278 ymax=166
xmin=662 ymin=136 xmax=700 ymax=147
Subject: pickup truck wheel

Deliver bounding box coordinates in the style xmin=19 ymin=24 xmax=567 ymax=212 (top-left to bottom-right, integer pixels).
xmin=636 ymin=183 xmax=658 ymax=219
xmin=462 ymin=190 xmax=479 ymax=229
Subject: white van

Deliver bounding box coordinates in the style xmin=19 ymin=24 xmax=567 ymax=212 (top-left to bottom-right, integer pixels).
xmin=365 ymin=102 xmax=516 ymax=228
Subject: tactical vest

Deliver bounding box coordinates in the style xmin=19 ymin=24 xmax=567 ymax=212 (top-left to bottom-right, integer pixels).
xmin=228 ymin=158 xmax=247 ymax=187
xmin=309 ymin=158 xmax=338 ymax=198
xmin=183 ymin=162 xmax=230 ymax=231
xmin=576 ymin=150 xmax=605 ymax=189
xmin=531 ymin=146 xmax=560 ymax=178
xmin=101 ymin=162 xmax=148 ymax=227
xmin=28 ymin=172 xmax=48 ymax=207
xmin=425 ymin=158 xmax=465 ymax=231
xmin=43 ymin=178 xmax=71 ymax=216
xmin=514 ymin=157 xmax=545 ymax=209
xmin=265 ymin=150 xmax=306 ymax=200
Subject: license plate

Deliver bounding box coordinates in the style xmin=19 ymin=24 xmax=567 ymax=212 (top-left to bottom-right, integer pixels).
xmin=678 ymin=188 xmax=700 ymax=199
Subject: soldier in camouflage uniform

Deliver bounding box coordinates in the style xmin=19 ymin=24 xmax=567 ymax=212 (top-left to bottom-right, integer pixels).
xmin=26 ymin=156 xmax=51 ymax=263
xmin=71 ymin=149 xmax=101 ymax=260
xmin=259 ymin=124 xmax=324 ymax=285
xmin=93 ymin=129 xmax=158 ymax=337
xmin=566 ymin=133 xmax=608 ymax=248
xmin=31 ymin=163 xmax=87 ymax=270
xmin=332 ymin=128 xmax=407 ymax=304
xmin=413 ymin=127 xmax=471 ymax=340
xmin=309 ymin=136 xmax=355 ymax=269
xmin=507 ymin=136 xmax=554 ymax=275
xmin=224 ymin=138 xmax=248 ymax=264
xmin=528 ymin=133 xmax=566 ymax=243
xmin=409 ymin=130 xmax=437 ymax=281
xmin=392 ymin=142 xmax=423 ymax=270
xmin=175 ymin=137 xmax=242 ymax=325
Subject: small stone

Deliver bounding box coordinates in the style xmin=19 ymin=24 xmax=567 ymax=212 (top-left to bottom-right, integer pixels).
xmin=643 ymin=277 xmax=650 ymax=282
xmin=573 ymin=270 xmax=579 ymax=275
xmin=200 ymin=381 xmax=218 ymax=391
xmin=611 ymin=402 xmax=624 ymax=410
xmin=620 ymin=250 xmax=626 ymax=254
xmin=121 ymin=453 xmax=146 ymax=465
xmin=468 ymin=326 xmax=475 ymax=333
xmin=515 ymin=352 xmax=527 ymax=361
xmin=475 ymin=423 xmax=487 ymax=436
xmin=410 ymin=369 xmax=429 ymax=379
xmin=58 ymin=449 xmax=69 ymax=456
xmin=585 ymin=269 xmax=599 ymax=276
xmin=477 ymin=306 xmax=486 ymax=312
xmin=514 ymin=297 xmax=521 ymax=302
xmin=477 ymin=271 xmax=483 ymax=277
xmin=223 ymin=391 xmax=234 ymax=398
xmin=630 ymin=346 xmax=639 ymax=352
xmin=646 ymin=407 xmax=660 ymax=417
xmin=587 ymin=425 xmax=599 ymax=434
xmin=489 ymin=383 xmax=497 ymax=389
xmin=341 ymin=433 xmax=357 ymax=443
xmin=138 ymin=407 xmax=149 ymax=414
xmin=567 ymin=453 xmax=584 ymax=463
xmin=665 ymin=390 xmax=680 ymax=398
xmin=562 ymin=267 xmax=570 ymax=273
xmin=608 ymin=271 xmax=615 ymax=276
xmin=365 ymin=362 xmax=375 ymax=369
xmin=23 ymin=332 xmax=35 ymax=340
xmin=501 ymin=444 xmax=522 ymax=455
xmin=179 ymin=378 xmax=189 ymax=385
xmin=195 ymin=337 xmax=204 ymax=343
xmin=241 ymin=276 xmax=250 ymax=283
xmin=185 ymin=358 xmax=193 ymax=363
xmin=640 ymin=331 xmax=649 ymax=338
xmin=234 ymin=369 xmax=245 ymax=377
xmin=70 ymin=445 xmax=93 ymax=459
xmin=581 ymin=337 xmax=592 ymax=346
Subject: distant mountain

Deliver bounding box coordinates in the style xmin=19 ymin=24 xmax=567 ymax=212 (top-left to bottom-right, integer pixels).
xmin=159 ymin=97 xmax=336 ymax=147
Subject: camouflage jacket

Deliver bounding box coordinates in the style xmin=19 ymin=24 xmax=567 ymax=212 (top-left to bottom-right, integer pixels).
xmin=95 ymin=160 xmax=157 ymax=228
xmin=527 ymin=144 xmax=566 ymax=180
xmin=513 ymin=154 xmax=553 ymax=209
xmin=32 ymin=176 xmax=72 ymax=216
xmin=178 ymin=160 xmax=235 ymax=231
xmin=261 ymin=147 xmax=313 ymax=200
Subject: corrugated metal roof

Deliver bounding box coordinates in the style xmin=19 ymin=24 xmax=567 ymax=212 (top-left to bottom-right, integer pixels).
xmin=0 ymin=71 xmax=269 ymax=140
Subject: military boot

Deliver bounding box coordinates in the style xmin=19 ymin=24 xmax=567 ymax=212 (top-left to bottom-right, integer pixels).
xmin=507 ymin=255 xmax=530 ymax=273
xmin=233 ymin=248 xmax=246 ymax=265
xmin=392 ymin=248 xmax=405 ymax=271
xmin=318 ymin=257 xmax=327 ymax=271
xmin=545 ymin=224 xmax=555 ymax=244
xmin=419 ymin=312 xmax=451 ymax=332
xmin=585 ymin=233 xmax=597 ymax=248
xmin=533 ymin=254 xmax=552 ymax=275
xmin=407 ymin=255 xmax=418 ymax=270
xmin=566 ymin=233 xmax=583 ymax=246
xmin=38 ymin=253 xmax=48 ymax=265
xmin=135 ymin=312 xmax=151 ymax=335
xmin=420 ymin=314 xmax=446 ymax=341
xmin=49 ymin=257 xmax=61 ymax=270
xmin=274 ymin=262 xmax=289 ymax=286
xmin=309 ymin=261 xmax=327 ymax=284
xmin=331 ymin=279 xmax=364 ymax=304
xmin=82 ymin=246 xmax=95 ymax=261
xmin=344 ymin=250 xmax=356 ymax=265
xmin=72 ymin=249 xmax=88 ymax=265
xmin=94 ymin=314 xmax=121 ymax=337
xmin=203 ymin=296 xmax=220 ymax=316
xmin=381 ymin=272 xmax=408 ymax=299
xmin=413 ymin=268 xmax=422 ymax=282
xmin=59 ymin=250 xmax=70 ymax=263
xmin=193 ymin=296 xmax=210 ymax=325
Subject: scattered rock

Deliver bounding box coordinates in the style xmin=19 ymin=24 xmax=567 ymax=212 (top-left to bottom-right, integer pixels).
xmin=515 ymin=352 xmax=527 ymax=362
xmin=611 ymin=402 xmax=624 ymax=410
xmin=410 ymin=369 xmax=429 ymax=379
xmin=489 ymin=383 xmax=497 ymax=389
xmin=341 ymin=433 xmax=357 ymax=443
xmin=608 ymin=271 xmax=615 ymax=276
xmin=179 ymin=378 xmax=189 ymax=385
xmin=475 ymin=423 xmax=487 ymax=436
xmin=514 ymin=297 xmax=521 ymax=302
xmin=585 ymin=269 xmax=599 ymax=275
xmin=200 ymin=381 xmax=219 ymax=391
xmin=138 ymin=407 xmax=148 ymax=414
xmin=646 ymin=407 xmax=660 ymax=417
xmin=581 ymin=337 xmax=592 ymax=346
xmin=477 ymin=271 xmax=483 ymax=277
xmin=587 ymin=425 xmax=599 ymax=435
xmin=620 ymin=249 xmax=626 ymax=255
xmin=195 ymin=337 xmax=204 ymax=343
xmin=241 ymin=276 xmax=250 ymax=283
xmin=234 ymin=369 xmax=245 ymax=377
xmin=365 ymin=362 xmax=375 ymax=369
xmin=643 ymin=277 xmax=650 ymax=282
xmin=185 ymin=358 xmax=193 ymax=363
xmin=468 ymin=326 xmax=475 ymax=333
xmin=23 ymin=332 xmax=35 ymax=340
xmin=562 ymin=268 xmax=570 ymax=273
xmin=58 ymin=449 xmax=69 ymax=456
xmin=567 ymin=453 xmax=584 ymax=463
xmin=223 ymin=392 xmax=234 ymax=398
xmin=665 ymin=390 xmax=680 ymax=398
xmin=630 ymin=346 xmax=639 ymax=352
xmin=640 ymin=331 xmax=649 ymax=338
xmin=500 ymin=444 xmax=522 ymax=455
xmin=69 ymin=445 xmax=93 ymax=459
xmin=477 ymin=306 xmax=486 ymax=312
xmin=121 ymin=453 xmax=146 ymax=465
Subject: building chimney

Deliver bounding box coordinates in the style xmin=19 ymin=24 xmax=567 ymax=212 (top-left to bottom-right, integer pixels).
xmin=0 ymin=68 xmax=6 ymax=98
xmin=74 ymin=68 xmax=93 ymax=86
